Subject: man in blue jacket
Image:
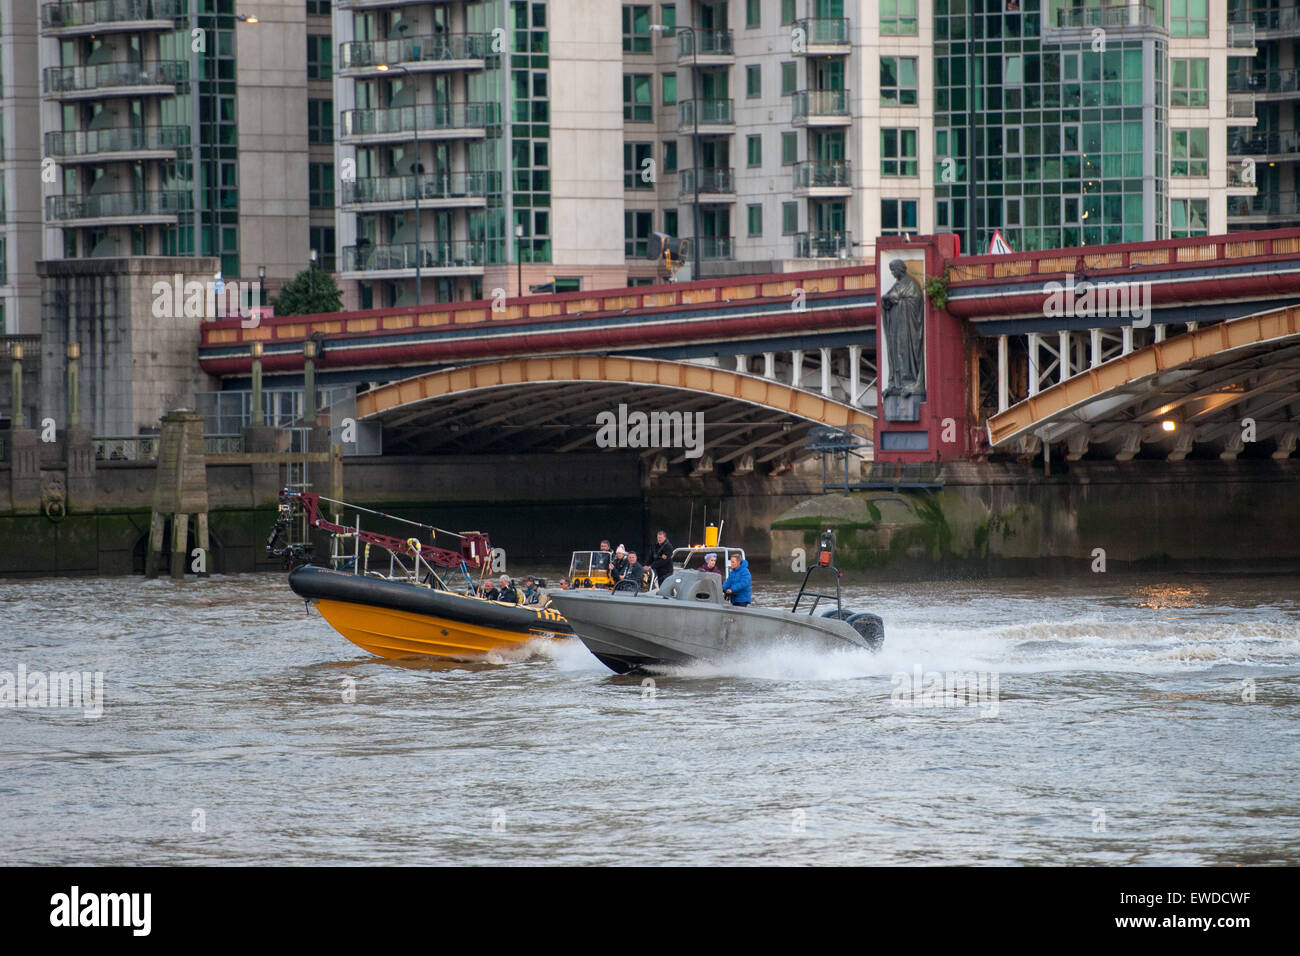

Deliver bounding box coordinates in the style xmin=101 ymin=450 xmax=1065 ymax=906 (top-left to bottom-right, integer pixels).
xmin=722 ymin=553 xmax=752 ymax=606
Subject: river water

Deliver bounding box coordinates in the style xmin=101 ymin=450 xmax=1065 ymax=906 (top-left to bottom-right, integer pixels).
xmin=2 ymin=571 xmax=1298 ymax=866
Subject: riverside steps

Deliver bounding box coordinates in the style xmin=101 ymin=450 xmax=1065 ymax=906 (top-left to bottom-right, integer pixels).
xmin=6 ymin=229 xmax=1300 ymax=576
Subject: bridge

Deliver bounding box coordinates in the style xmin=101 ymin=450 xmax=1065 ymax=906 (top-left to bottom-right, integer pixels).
xmin=197 ymin=228 xmax=1300 ymax=471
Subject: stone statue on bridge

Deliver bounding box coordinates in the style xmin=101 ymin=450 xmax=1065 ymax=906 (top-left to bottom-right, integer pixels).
xmin=881 ymin=259 xmax=926 ymax=397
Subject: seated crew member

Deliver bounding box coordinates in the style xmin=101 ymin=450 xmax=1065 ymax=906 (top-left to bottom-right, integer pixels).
xmin=610 ymin=545 xmax=630 ymax=585
xmin=701 ymin=552 xmax=724 ymax=577
xmin=722 ymin=553 xmax=752 ymax=607
xmin=623 ymin=550 xmax=651 ymax=591
xmin=495 ymin=575 xmax=519 ymax=604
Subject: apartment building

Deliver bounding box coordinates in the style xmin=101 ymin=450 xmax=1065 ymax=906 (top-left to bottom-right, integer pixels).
xmin=2 ymin=2 xmax=46 ymax=334
xmin=1228 ymin=1 xmax=1300 ymax=228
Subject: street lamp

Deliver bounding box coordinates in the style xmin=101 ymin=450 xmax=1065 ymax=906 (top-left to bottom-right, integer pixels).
xmin=515 ymin=222 xmax=524 ymax=296
xmin=650 ymin=22 xmax=701 ymax=280
xmin=377 ymin=62 xmax=421 ymax=305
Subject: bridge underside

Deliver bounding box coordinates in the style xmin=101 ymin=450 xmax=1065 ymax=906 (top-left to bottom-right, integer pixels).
xmin=356 ymin=356 xmax=874 ymax=471
xmin=986 ymin=307 xmax=1300 ymax=461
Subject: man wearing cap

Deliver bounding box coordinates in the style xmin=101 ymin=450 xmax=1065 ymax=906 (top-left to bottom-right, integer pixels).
xmin=701 ymin=552 xmax=724 ymax=577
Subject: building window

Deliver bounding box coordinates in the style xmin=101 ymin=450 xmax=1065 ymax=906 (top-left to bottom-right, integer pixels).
xmin=625 ymin=209 xmax=653 ymax=257
xmin=880 ymin=56 xmax=918 ymax=107
xmin=662 ymin=72 xmax=677 ymax=105
xmin=661 ymin=3 xmax=676 ymax=28
xmin=881 ymin=199 xmax=918 ymax=236
xmin=780 ymin=0 xmax=796 ymax=25
xmin=1172 ymin=128 xmax=1208 ymax=177
xmin=781 ymin=62 xmax=797 ymax=96
xmin=747 ymin=134 xmax=762 ymax=167
xmin=308 ymin=99 xmax=333 ymax=144
xmin=553 ymin=278 xmax=582 ymax=293
xmin=881 ymin=128 xmax=918 ymax=176
xmin=623 ymin=5 xmax=652 ymax=53
xmin=307 ymin=35 xmax=332 ymax=80
xmin=748 ymin=203 xmax=763 ymax=236
xmin=1172 ymin=58 xmax=1208 ymax=107
xmin=746 ymin=0 xmax=760 ymax=28
xmin=309 ymin=163 xmax=334 ymax=209
xmin=665 ymin=208 xmax=679 ymax=235
xmin=1171 ymin=0 xmax=1208 ymax=37
xmin=624 ymin=142 xmax=654 ymax=189
xmin=782 ymin=201 xmax=798 ymax=235
xmin=1170 ymin=198 xmax=1208 ymax=237
xmin=624 ymin=74 xmax=653 ymax=122
xmin=880 ymin=0 xmax=918 ymax=36
xmin=309 ymin=226 xmax=336 ymax=271
xmin=664 ymin=140 xmax=678 ymax=172
xmin=781 ymin=131 xmax=798 ymax=165
xmin=746 ymin=64 xmax=761 ymax=98
xmin=306 ymin=0 xmax=330 ymax=14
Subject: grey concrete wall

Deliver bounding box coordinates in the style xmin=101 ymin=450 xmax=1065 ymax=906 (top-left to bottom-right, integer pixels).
xmin=37 ymin=257 xmax=221 ymax=436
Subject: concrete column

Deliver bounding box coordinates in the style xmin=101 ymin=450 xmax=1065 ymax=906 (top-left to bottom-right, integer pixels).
xmin=791 ymin=349 xmax=803 ymax=388
xmin=1059 ymin=330 xmax=1070 ymax=384
xmin=250 ymin=342 xmax=265 ymax=426
xmin=819 ymin=347 xmax=832 ymax=397
xmin=1090 ymin=328 xmax=1102 ymax=368
xmin=734 ymin=354 xmax=746 ymax=373
xmin=1122 ymin=326 xmax=1134 ymax=355
xmin=8 ymin=429 xmax=40 ymax=514
xmin=66 ymin=343 xmax=81 ymax=427
xmin=9 ymin=342 xmax=24 ymax=428
xmin=1027 ymin=334 xmax=1040 ymax=397
xmin=849 ymin=345 xmax=861 ymax=405
xmin=763 ymin=351 xmax=775 ymax=379
xmin=1154 ymin=324 xmax=1166 ymax=343
xmin=998 ymin=335 xmax=1009 ymax=412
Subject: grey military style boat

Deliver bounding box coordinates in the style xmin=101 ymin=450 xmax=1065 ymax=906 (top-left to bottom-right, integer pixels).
xmin=548 ymin=532 xmax=884 ymax=674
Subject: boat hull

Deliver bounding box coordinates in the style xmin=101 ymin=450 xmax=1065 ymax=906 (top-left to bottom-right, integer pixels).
xmin=547 ymin=588 xmax=877 ymax=673
xmin=289 ymin=565 xmax=573 ymax=660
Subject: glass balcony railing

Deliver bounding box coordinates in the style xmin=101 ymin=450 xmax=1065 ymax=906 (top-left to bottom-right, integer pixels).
xmin=1252 ymin=8 xmax=1300 ymax=32
xmin=1228 ymin=93 xmax=1257 ymax=118
xmin=1228 ymin=21 xmax=1257 ymax=46
xmin=677 ymin=29 xmax=733 ymax=58
xmin=339 ymin=34 xmax=490 ymax=69
xmin=794 ymin=231 xmax=852 ymax=258
xmin=793 ymin=18 xmax=850 ymax=46
xmin=1229 ymin=129 xmax=1300 ymax=155
xmin=792 ymin=89 xmax=850 ymax=121
xmin=342 ymin=240 xmax=488 ymax=272
xmin=44 ymin=125 xmax=188 ymax=156
xmin=696 ymin=236 xmax=734 ymax=260
xmin=46 ymin=190 xmax=190 ymax=220
xmin=40 ymin=0 xmax=181 ymax=31
xmin=1233 ymin=70 xmax=1300 ymax=95
xmin=678 ymin=98 xmax=733 ymax=130
xmin=1053 ymin=2 xmax=1160 ymax=28
xmin=341 ymin=171 xmax=499 ymax=204
xmin=793 ymin=159 xmax=852 ymax=189
xmin=678 ymin=167 xmax=734 ymax=198
xmin=1226 ymin=165 xmax=1258 ymax=188
xmin=43 ymin=60 xmax=187 ymax=94
xmin=1227 ymin=191 xmax=1300 ymax=216
xmin=341 ymin=102 xmax=500 ymax=137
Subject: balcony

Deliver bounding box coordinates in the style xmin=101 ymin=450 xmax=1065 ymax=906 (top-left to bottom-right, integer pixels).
xmin=794 ymin=231 xmax=852 ymax=258
xmin=677 ymin=29 xmax=734 ymax=67
xmin=340 ymin=103 xmax=500 ymax=142
xmin=1228 ymin=129 xmax=1300 ymax=158
xmin=792 ymin=89 xmax=851 ymax=125
xmin=40 ymin=0 xmax=180 ymax=35
xmin=334 ymin=0 xmax=424 ymax=7
xmin=678 ymin=98 xmax=734 ymax=133
xmin=697 ymin=236 xmax=733 ymax=260
xmin=43 ymin=60 xmax=186 ymax=98
xmin=1253 ymin=8 xmax=1300 ymax=35
xmin=793 ymin=18 xmax=850 ymax=54
xmin=341 ymin=171 xmax=499 ymax=207
xmin=341 ymin=240 xmax=488 ymax=275
xmin=338 ymin=34 xmax=490 ymax=72
xmin=45 ymin=190 xmax=190 ymax=224
xmin=44 ymin=125 xmax=188 ymax=161
xmin=678 ymin=167 xmax=734 ymax=200
xmin=1240 ymin=69 xmax=1300 ymax=100
xmin=1051 ymin=2 xmax=1160 ymax=28
xmin=1227 ymin=94 xmax=1256 ymax=125
xmin=1226 ymin=164 xmax=1258 ymax=190
xmin=1227 ymin=191 xmax=1300 ymax=218
xmin=793 ymin=159 xmax=852 ymax=195
xmin=1228 ymin=21 xmax=1257 ymax=49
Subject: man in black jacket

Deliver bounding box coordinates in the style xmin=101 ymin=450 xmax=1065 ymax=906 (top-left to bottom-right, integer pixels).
xmin=494 ymin=575 xmax=519 ymax=604
xmin=649 ymin=530 xmax=674 ymax=583
xmin=623 ymin=550 xmax=650 ymax=591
